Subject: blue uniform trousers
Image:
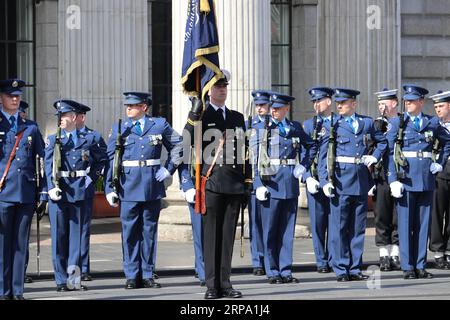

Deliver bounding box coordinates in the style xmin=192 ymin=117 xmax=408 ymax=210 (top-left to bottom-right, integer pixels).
xmin=260 ymin=198 xmax=297 ymax=278
xmin=307 ymin=190 xmax=332 ymax=268
xmin=0 ymin=202 xmax=34 ymax=296
xmin=248 ymin=193 xmax=264 ymax=269
xmin=49 ymin=200 xmax=84 ymax=285
xmin=187 ymin=203 xmax=205 ymax=281
xmin=330 ymin=195 xmax=367 ymax=276
xmin=120 ymin=200 xmax=160 ymax=280
xmin=80 ymin=197 xmax=93 ymax=274
xmin=395 ymin=191 xmax=432 ymax=271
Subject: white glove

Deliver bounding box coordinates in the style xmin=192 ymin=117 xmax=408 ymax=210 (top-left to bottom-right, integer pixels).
xmin=390 ymin=181 xmax=404 ymax=199
xmin=306 ymin=177 xmax=320 ymax=194
xmin=155 ymin=167 xmax=170 ymax=182
xmin=293 ymin=164 xmax=306 ymax=179
xmin=362 ymin=155 xmax=378 ymax=167
xmin=85 ymin=176 xmax=93 ymax=189
xmin=256 ymin=186 xmax=269 ymax=201
xmin=48 ymin=188 xmax=62 ymax=201
xmin=322 ymin=183 xmax=335 ymax=198
xmin=106 ymin=192 xmax=119 ymax=207
xmin=184 ymin=188 xmax=196 ymax=204
xmin=430 ymin=163 xmax=443 ymax=174
xmin=368 ymin=185 xmax=376 ymax=197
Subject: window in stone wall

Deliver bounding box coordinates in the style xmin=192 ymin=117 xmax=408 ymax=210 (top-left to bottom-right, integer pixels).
xmin=150 ymin=0 xmax=172 ymax=124
xmin=0 ymin=0 xmax=35 ymax=119
xmin=271 ymin=0 xmax=291 ymax=96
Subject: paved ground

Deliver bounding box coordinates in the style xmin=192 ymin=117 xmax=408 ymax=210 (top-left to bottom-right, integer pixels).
xmin=23 ymin=215 xmax=450 ymax=302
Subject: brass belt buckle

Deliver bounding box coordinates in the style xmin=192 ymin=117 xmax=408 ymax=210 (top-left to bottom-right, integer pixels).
xmin=417 ymin=151 xmax=423 ymax=159
xmin=139 ymin=160 xmax=146 ymax=167
xmin=70 ymin=171 xmax=76 ymax=178
xmin=355 ymin=157 xmax=361 ymax=165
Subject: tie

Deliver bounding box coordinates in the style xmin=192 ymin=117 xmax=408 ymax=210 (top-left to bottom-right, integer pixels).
xmin=346 ymin=117 xmax=355 ymax=133
xmin=413 ymin=117 xmax=420 ymax=131
xmin=278 ymin=122 xmax=286 ymax=136
xmin=9 ymin=116 xmax=16 ymax=133
xmin=217 ymin=108 xmax=224 ymax=120
xmin=67 ymin=133 xmax=74 ymax=149
xmin=134 ymin=121 xmax=142 ymax=135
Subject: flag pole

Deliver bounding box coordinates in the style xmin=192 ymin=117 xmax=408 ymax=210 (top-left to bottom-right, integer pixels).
xmin=194 ymin=68 xmax=202 ymax=213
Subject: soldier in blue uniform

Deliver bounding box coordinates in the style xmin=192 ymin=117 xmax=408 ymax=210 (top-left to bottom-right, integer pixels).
xmin=319 ymin=88 xmax=387 ymax=282
xmin=0 ymin=79 xmax=47 ymax=300
xmin=178 ymin=163 xmax=205 ymax=286
xmin=74 ymin=103 xmax=108 ymax=281
xmin=19 ymin=101 xmax=29 ymax=120
xmin=45 ymin=99 xmax=108 ymax=292
xmin=429 ymin=90 xmax=450 ymax=269
xmin=105 ymin=92 xmax=183 ymax=289
xmin=387 ymin=85 xmax=450 ymax=279
xmin=255 ymin=92 xmax=316 ymax=284
xmin=302 ymin=87 xmax=335 ymax=273
xmin=370 ymin=89 xmax=401 ymax=271
xmin=247 ymin=90 xmax=271 ymax=276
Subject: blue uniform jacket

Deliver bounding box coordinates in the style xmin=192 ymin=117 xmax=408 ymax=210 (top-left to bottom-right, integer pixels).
xmin=386 ymin=114 xmax=450 ymax=192
xmin=45 ymin=129 xmax=108 ymax=203
xmin=301 ymin=114 xmax=335 ymax=182
xmin=0 ymin=116 xmax=47 ymax=203
xmin=105 ymin=116 xmax=183 ymax=201
xmin=79 ymin=127 xmax=107 ymax=199
xmin=318 ymin=113 xmax=387 ymax=196
xmin=253 ymin=118 xmax=317 ymax=199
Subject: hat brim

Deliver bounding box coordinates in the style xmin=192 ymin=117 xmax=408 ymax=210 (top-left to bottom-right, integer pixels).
xmin=254 ymin=99 xmax=270 ymax=105
xmin=271 ymin=102 xmax=288 ymax=108
xmin=335 ymin=97 xmax=352 ymax=102
xmin=310 ymin=95 xmax=329 ymax=102
xmin=2 ymin=90 xmax=23 ymax=95
xmin=403 ymin=93 xmax=423 ymax=101
xmin=124 ymin=98 xmax=145 ymax=105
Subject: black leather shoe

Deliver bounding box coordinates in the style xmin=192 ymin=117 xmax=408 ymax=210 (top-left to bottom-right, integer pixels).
xmin=435 ymin=257 xmax=448 ymax=269
xmin=153 ymin=272 xmax=159 ymax=279
xmin=416 ymin=269 xmax=433 ymax=279
xmin=194 ymin=272 xmax=199 ymax=279
xmin=317 ymin=266 xmax=331 ymax=273
xmin=379 ymin=256 xmax=392 ymax=272
xmin=403 ymin=270 xmax=416 ymax=280
xmin=220 ymin=288 xmax=242 ymax=298
xmin=0 ymin=295 xmax=11 ymax=300
xmin=336 ymin=274 xmax=350 ymax=282
xmin=282 ymin=275 xmax=300 ymax=283
xmin=390 ymin=256 xmax=401 ymax=270
xmin=125 ymin=279 xmax=138 ymax=289
xmin=56 ymin=285 xmax=69 ymax=292
xmin=253 ymin=267 xmax=265 ymax=276
xmin=142 ymin=278 xmax=161 ymax=288
xmin=204 ymin=288 xmax=219 ymax=300
xmin=81 ymin=273 xmax=92 ymax=281
xmin=12 ymin=295 xmax=25 ymax=300
xmin=24 ymin=275 xmax=33 ymax=283
xmin=349 ymin=273 xmax=369 ymax=281
xmin=268 ymin=276 xmax=283 ymax=284
xmin=199 ymin=281 xmax=206 ymax=287
xmin=445 ymin=255 xmax=450 ymax=269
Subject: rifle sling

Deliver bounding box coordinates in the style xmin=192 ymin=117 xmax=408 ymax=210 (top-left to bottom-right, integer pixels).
xmin=0 ymin=130 xmax=26 ymax=191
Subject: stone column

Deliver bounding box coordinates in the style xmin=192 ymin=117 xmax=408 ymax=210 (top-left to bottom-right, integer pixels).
xmin=171 ymin=0 xmax=272 ymax=134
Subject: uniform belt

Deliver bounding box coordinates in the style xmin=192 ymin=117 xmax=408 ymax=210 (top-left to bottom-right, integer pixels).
xmin=59 ymin=167 xmax=90 ymax=178
xmin=122 ymin=159 xmax=161 ymax=167
xmin=335 ymin=156 xmax=363 ymax=164
xmin=270 ymin=159 xmax=296 ymax=165
xmin=402 ymin=151 xmax=432 ymax=159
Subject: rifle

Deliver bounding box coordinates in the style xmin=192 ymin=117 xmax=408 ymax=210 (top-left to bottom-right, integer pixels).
xmin=112 ymin=119 xmax=123 ymax=203
xmin=393 ymin=99 xmax=408 ymax=180
xmin=240 ymin=115 xmax=253 ymax=258
xmin=52 ymin=109 xmax=62 ymax=196
xmin=35 ymin=154 xmax=46 ymax=277
xmin=370 ymin=106 xmax=388 ymax=179
xmin=326 ymin=112 xmax=336 ymax=192
xmin=431 ymin=139 xmax=440 ymax=163
xmin=310 ymin=116 xmax=321 ymax=180
xmin=258 ymin=115 xmax=274 ymax=182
